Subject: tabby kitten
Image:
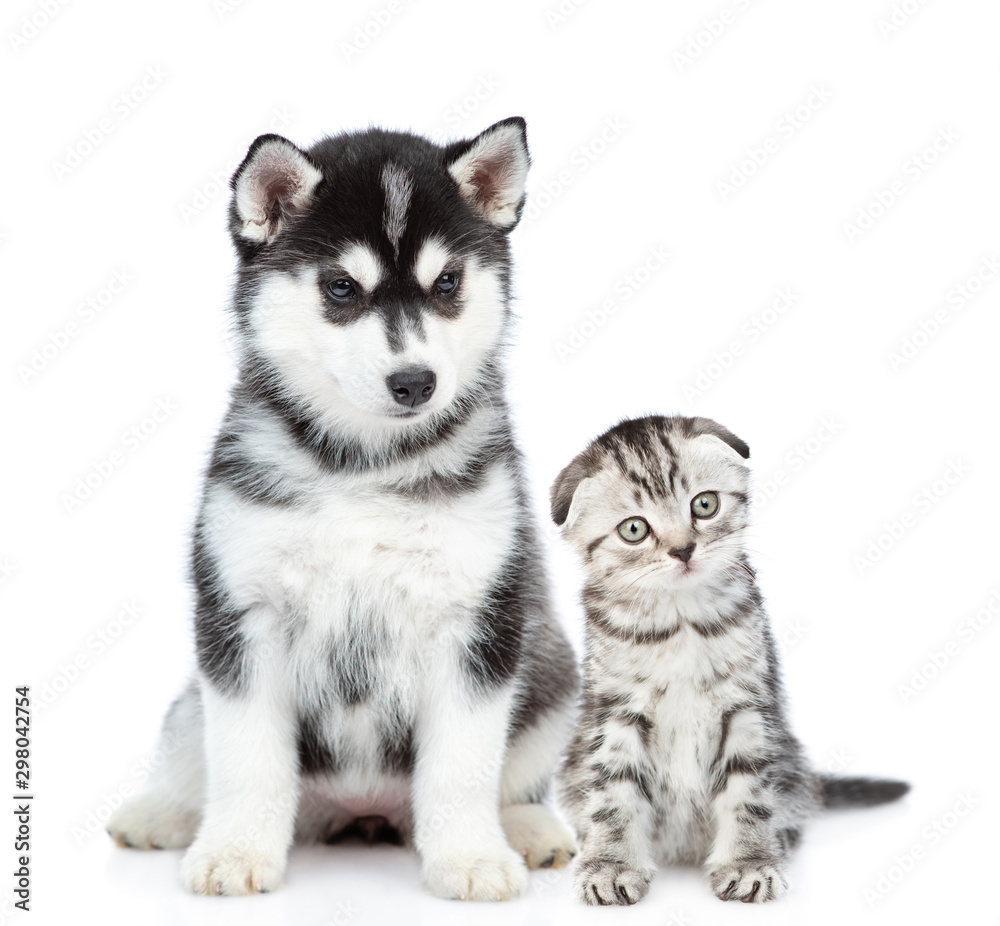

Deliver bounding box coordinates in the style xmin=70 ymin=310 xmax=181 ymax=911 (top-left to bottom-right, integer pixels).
xmin=551 ymin=415 xmax=908 ymax=905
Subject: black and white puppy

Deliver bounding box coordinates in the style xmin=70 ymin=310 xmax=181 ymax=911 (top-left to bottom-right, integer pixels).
xmin=107 ymin=119 xmax=579 ymax=901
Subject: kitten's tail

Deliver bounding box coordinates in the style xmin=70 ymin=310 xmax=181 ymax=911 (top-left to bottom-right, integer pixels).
xmin=818 ymin=775 xmax=910 ymax=809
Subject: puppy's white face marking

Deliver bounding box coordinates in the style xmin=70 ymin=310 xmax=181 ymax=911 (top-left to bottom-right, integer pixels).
xmin=413 ymin=237 xmax=451 ymax=291
xmin=434 ymin=255 xmax=506 ymax=388
xmin=249 ymin=270 xmax=404 ymax=429
xmin=246 ymin=243 xmax=506 ymax=437
xmin=338 ymin=241 xmax=384 ymax=292
xmin=381 ymin=163 xmax=413 ymax=258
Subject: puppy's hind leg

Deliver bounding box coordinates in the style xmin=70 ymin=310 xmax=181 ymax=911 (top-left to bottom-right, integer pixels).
xmin=499 ymin=614 xmax=580 ymax=872
xmin=500 ymin=803 xmax=577 ymax=871
xmin=107 ymin=680 xmax=205 ymax=850
xmin=500 ymin=704 xmax=579 ymax=871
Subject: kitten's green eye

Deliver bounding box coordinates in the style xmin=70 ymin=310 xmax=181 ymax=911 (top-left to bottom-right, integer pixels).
xmin=617 ymin=517 xmax=650 ymax=543
xmin=691 ymin=492 xmax=720 ymax=519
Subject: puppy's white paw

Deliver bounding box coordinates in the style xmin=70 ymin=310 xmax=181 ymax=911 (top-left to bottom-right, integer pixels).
xmin=106 ymin=793 xmax=199 ymax=850
xmin=501 ymin=803 xmax=577 ymax=870
xmin=180 ymin=839 xmax=286 ymax=896
xmin=423 ymin=842 xmax=528 ymax=901
xmin=709 ymin=857 xmax=789 ymax=903
xmin=574 ymin=855 xmax=654 ymax=906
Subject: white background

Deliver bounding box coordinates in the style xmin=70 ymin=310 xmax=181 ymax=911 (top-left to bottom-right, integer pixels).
xmin=3 ymin=0 xmax=997 ymax=923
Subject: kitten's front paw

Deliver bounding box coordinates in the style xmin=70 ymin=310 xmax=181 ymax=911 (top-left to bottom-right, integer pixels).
xmin=709 ymin=858 xmax=788 ymax=903
xmin=422 ymin=843 xmax=527 ymax=901
xmin=575 ymin=856 xmax=654 ymax=905
xmin=181 ymin=839 xmax=286 ymax=896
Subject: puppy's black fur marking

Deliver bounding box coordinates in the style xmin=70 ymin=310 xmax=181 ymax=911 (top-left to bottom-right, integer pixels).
xmin=191 ymin=529 xmax=248 ymax=694
xmin=297 ymin=711 xmax=340 ymax=775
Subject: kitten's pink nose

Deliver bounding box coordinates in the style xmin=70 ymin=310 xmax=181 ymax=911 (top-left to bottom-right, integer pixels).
xmin=668 ymin=543 xmax=695 ymax=563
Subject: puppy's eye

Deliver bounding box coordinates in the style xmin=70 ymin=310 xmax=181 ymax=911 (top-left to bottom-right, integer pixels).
xmin=435 ymin=272 xmax=458 ymax=294
xmin=691 ymin=492 xmax=720 ymax=519
xmin=617 ymin=517 xmax=650 ymax=543
xmin=326 ymin=278 xmax=356 ymax=300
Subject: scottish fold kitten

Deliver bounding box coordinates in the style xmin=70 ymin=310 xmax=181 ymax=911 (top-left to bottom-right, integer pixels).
xmin=551 ymin=415 xmax=908 ymax=905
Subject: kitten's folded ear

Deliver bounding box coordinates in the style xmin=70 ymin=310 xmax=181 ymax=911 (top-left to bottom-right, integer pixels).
xmin=684 ymin=417 xmax=750 ymax=460
xmin=550 ymin=453 xmax=594 ymax=528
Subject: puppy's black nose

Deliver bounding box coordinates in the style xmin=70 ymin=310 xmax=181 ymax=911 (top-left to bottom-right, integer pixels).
xmin=387 ymin=370 xmax=436 ymax=408
xmin=668 ymin=543 xmax=695 ymax=563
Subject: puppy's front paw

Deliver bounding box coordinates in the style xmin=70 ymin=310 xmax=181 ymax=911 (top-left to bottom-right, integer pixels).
xmin=575 ymin=855 xmax=654 ymax=905
xmin=181 ymin=839 xmax=286 ymax=896
xmin=709 ymin=858 xmax=788 ymax=903
xmin=423 ymin=842 xmax=527 ymax=901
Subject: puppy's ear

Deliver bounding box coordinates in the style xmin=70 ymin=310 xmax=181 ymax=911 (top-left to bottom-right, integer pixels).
xmin=684 ymin=416 xmax=751 ymax=460
xmin=230 ymin=134 xmax=323 ymax=245
xmin=550 ymin=452 xmax=596 ymax=528
xmin=445 ymin=117 xmax=529 ymax=229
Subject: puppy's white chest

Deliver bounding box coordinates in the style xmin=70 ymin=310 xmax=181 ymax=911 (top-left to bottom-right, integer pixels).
xmin=205 ymin=463 xmax=519 ymax=628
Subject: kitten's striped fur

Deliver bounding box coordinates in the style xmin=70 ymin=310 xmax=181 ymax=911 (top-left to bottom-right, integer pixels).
xmin=551 ymin=415 xmax=908 ymax=905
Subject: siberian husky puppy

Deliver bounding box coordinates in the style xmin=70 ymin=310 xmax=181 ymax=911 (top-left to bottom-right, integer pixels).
xmin=107 ymin=119 xmax=579 ymax=901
